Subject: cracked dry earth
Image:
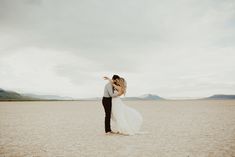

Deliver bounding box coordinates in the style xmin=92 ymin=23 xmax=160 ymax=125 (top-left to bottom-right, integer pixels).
xmin=0 ymin=100 xmax=235 ymax=157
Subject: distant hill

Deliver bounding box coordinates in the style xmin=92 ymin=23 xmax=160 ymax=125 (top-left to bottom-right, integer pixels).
xmin=79 ymin=97 xmax=102 ymax=101
xmin=122 ymin=94 xmax=165 ymax=101
xmin=0 ymin=88 xmax=34 ymax=100
xmin=139 ymin=94 xmax=165 ymax=100
xmin=0 ymin=88 xmax=73 ymax=101
xmin=22 ymin=93 xmax=73 ymax=100
xmin=204 ymin=94 xmax=235 ymax=100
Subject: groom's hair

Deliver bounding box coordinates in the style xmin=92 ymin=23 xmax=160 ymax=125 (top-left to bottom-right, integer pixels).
xmin=112 ymin=75 xmax=120 ymax=80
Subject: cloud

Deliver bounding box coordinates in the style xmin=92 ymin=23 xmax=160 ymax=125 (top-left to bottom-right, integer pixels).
xmin=0 ymin=0 xmax=235 ymax=98
xmin=0 ymin=47 xmax=101 ymax=98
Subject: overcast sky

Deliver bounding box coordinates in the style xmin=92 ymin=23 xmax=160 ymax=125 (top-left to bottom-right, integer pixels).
xmin=0 ymin=0 xmax=235 ymax=99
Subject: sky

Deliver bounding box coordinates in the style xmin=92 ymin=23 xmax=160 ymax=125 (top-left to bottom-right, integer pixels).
xmin=0 ymin=0 xmax=235 ymax=99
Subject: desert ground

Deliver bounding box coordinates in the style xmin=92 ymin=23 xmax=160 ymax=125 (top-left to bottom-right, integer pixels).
xmin=0 ymin=100 xmax=235 ymax=157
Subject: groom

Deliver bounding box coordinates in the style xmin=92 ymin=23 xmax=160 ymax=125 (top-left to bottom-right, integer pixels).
xmin=102 ymin=74 xmax=120 ymax=134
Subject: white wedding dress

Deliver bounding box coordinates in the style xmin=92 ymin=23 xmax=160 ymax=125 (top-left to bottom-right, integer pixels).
xmin=111 ymin=91 xmax=143 ymax=135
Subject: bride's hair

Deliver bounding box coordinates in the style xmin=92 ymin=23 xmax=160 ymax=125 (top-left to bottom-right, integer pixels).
xmin=117 ymin=78 xmax=127 ymax=96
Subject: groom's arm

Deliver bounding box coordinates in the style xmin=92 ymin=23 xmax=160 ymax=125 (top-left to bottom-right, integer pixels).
xmin=107 ymin=83 xmax=118 ymax=97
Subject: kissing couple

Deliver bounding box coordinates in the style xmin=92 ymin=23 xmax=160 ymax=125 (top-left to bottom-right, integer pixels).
xmin=102 ymin=75 xmax=143 ymax=136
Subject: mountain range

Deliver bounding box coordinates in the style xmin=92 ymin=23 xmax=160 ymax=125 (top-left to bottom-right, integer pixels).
xmin=203 ymin=94 xmax=235 ymax=100
xmin=22 ymin=93 xmax=73 ymax=100
xmin=0 ymin=88 xmax=72 ymax=101
xmin=0 ymin=88 xmax=33 ymax=100
xmin=122 ymin=94 xmax=165 ymax=100
xmin=0 ymin=88 xmax=235 ymax=101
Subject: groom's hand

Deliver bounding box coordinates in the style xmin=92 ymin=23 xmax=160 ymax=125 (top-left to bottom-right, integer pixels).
xmin=103 ymin=76 xmax=109 ymax=80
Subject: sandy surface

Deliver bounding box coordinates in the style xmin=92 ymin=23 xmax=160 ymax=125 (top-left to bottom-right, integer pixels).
xmin=0 ymin=100 xmax=235 ymax=157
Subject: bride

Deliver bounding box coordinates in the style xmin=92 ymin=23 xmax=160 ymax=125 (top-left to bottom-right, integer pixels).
xmin=104 ymin=76 xmax=143 ymax=136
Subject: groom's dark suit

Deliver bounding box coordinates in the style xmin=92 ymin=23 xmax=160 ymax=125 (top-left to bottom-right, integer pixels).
xmin=102 ymin=83 xmax=118 ymax=133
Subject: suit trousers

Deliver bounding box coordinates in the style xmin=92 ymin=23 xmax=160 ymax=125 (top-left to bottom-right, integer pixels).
xmin=102 ymin=97 xmax=112 ymax=133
